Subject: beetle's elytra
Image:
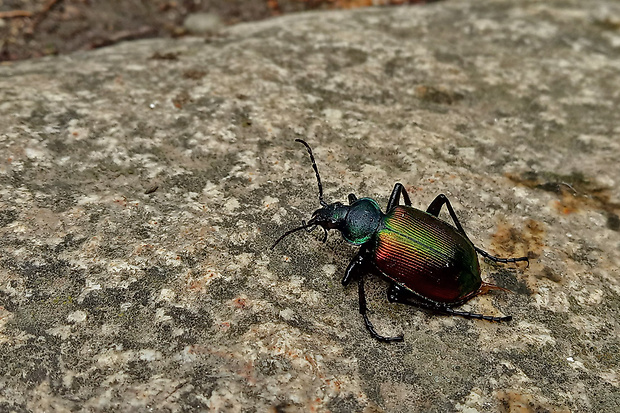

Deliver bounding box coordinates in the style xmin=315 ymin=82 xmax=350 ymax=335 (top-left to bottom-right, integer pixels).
xmin=272 ymin=139 xmax=529 ymax=343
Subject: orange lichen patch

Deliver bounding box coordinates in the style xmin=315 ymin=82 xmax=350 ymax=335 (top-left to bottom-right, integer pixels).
xmin=172 ymin=90 xmax=192 ymax=109
xmin=553 ymin=199 xmax=578 ymax=215
xmin=186 ymin=269 xmax=220 ymax=292
xmin=132 ymin=243 xmax=155 ymax=255
xmin=267 ymin=0 xmax=281 ymax=14
xmin=507 ymin=171 xmax=620 ymax=230
xmin=231 ymin=296 xmax=249 ymax=309
xmin=113 ymin=196 xmax=128 ymax=207
xmin=487 ymin=219 xmax=549 ymax=292
xmin=497 ymin=390 xmax=570 ymax=413
xmin=490 ymin=219 xmax=545 ymax=261
xmin=415 ymin=85 xmax=464 ymax=105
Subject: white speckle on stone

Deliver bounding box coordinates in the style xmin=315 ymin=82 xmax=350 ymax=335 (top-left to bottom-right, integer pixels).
xmin=322 ymin=264 xmax=336 ymax=277
xmin=155 ymin=307 xmax=172 ymax=323
xmin=512 ymin=186 xmax=530 ymax=200
xmin=203 ymin=181 xmax=222 ymax=199
xmin=46 ymin=325 xmax=72 ymax=339
xmin=263 ymin=196 xmax=279 ymax=209
xmin=567 ymin=357 xmax=574 ymax=362
xmin=77 ymin=194 xmax=101 ymax=205
xmin=279 ymin=308 xmax=294 ymax=320
xmin=67 ymin=310 xmax=87 ymax=323
xmin=458 ymin=147 xmax=476 ymax=160
xmin=138 ymin=349 xmax=162 ymax=362
xmin=63 ymin=371 xmax=75 ymax=388
xmin=224 ymin=197 xmax=240 ymax=213
xmin=595 ymin=174 xmax=615 ymax=188
xmin=323 ymin=108 xmax=343 ymax=124
xmin=25 ymin=147 xmax=46 ymax=159
xmin=603 ymin=31 xmax=620 ymax=48
xmin=158 ymin=288 xmax=175 ymax=302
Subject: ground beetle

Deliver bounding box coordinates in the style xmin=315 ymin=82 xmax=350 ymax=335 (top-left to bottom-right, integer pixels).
xmin=272 ymin=139 xmax=529 ymax=343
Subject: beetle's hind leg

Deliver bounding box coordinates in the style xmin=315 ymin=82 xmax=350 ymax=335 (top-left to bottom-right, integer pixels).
xmin=426 ymin=194 xmax=468 ymax=235
xmin=427 ymin=194 xmax=529 ymax=266
xmin=387 ymin=284 xmax=512 ymax=323
xmin=439 ymin=307 xmax=511 ymax=322
xmin=474 ymin=246 xmax=529 ymax=266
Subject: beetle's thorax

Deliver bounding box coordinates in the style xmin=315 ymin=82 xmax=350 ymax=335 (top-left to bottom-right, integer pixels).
xmin=311 ymin=198 xmax=383 ymax=245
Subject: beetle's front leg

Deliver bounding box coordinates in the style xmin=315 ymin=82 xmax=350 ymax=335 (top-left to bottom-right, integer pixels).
xmin=348 ymin=193 xmax=357 ymax=205
xmin=386 ymin=183 xmax=412 ymax=211
xmin=358 ymin=274 xmax=404 ymax=342
xmin=342 ymin=245 xmax=370 ymax=286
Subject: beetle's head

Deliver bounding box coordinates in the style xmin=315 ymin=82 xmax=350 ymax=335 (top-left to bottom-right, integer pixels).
xmin=309 ymin=201 xmax=349 ymax=230
xmin=271 ymin=140 xmax=351 ymax=250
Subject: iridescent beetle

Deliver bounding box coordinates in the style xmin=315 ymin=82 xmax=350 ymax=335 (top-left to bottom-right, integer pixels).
xmin=272 ymin=139 xmax=529 ymax=342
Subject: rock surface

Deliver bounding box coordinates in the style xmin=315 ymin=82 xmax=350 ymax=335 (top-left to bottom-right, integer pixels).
xmin=1 ymin=0 xmax=619 ymax=411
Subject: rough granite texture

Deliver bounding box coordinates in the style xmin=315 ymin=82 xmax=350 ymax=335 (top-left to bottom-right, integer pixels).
xmin=1 ymin=0 xmax=619 ymax=412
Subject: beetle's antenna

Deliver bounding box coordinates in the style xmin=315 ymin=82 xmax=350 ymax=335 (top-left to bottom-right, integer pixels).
xmin=271 ymin=221 xmax=317 ymax=250
xmin=295 ymin=139 xmax=327 ymax=207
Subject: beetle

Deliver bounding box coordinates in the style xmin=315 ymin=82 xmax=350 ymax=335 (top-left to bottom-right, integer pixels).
xmin=272 ymin=139 xmax=529 ymax=342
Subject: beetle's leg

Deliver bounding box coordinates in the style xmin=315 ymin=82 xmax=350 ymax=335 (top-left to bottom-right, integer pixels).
xmin=386 ymin=183 xmax=412 ymax=211
xmin=438 ymin=307 xmax=511 ymax=322
xmin=427 ymin=195 xmax=529 ymax=265
xmin=342 ymin=246 xmax=370 ymax=286
xmin=474 ymin=247 xmax=529 ymax=266
xmin=348 ymin=193 xmax=357 ymax=205
xmin=301 ymin=220 xmax=315 ymax=233
xmin=343 ymin=254 xmax=363 ymax=286
xmin=425 ymin=194 xmax=468 ymax=235
xmin=358 ymin=274 xmax=404 ymax=343
xmin=387 ymin=284 xmax=512 ymax=323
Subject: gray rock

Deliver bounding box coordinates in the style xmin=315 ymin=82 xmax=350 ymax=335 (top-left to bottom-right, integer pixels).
xmin=1 ymin=0 xmax=619 ymax=411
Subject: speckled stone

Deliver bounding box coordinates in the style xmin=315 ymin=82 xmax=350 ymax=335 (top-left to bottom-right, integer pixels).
xmin=1 ymin=0 xmax=619 ymax=412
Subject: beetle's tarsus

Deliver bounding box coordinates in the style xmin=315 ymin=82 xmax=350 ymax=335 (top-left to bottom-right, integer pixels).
xmin=442 ymin=307 xmax=512 ymax=323
xmin=362 ymin=314 xmax=404 ymax=343
xmin=388 ymin=283 xmax=512 ymax=323
xmin=474 ymin=246 xmax=529 ymax=266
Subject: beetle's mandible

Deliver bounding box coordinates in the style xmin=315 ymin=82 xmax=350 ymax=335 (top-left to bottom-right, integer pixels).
xmin=272 ymin=139 xmax=529 ymax=343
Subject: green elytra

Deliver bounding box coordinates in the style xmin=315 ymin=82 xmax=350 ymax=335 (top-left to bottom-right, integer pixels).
xmin=272 ymin=139 xmax=529 ymax=343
